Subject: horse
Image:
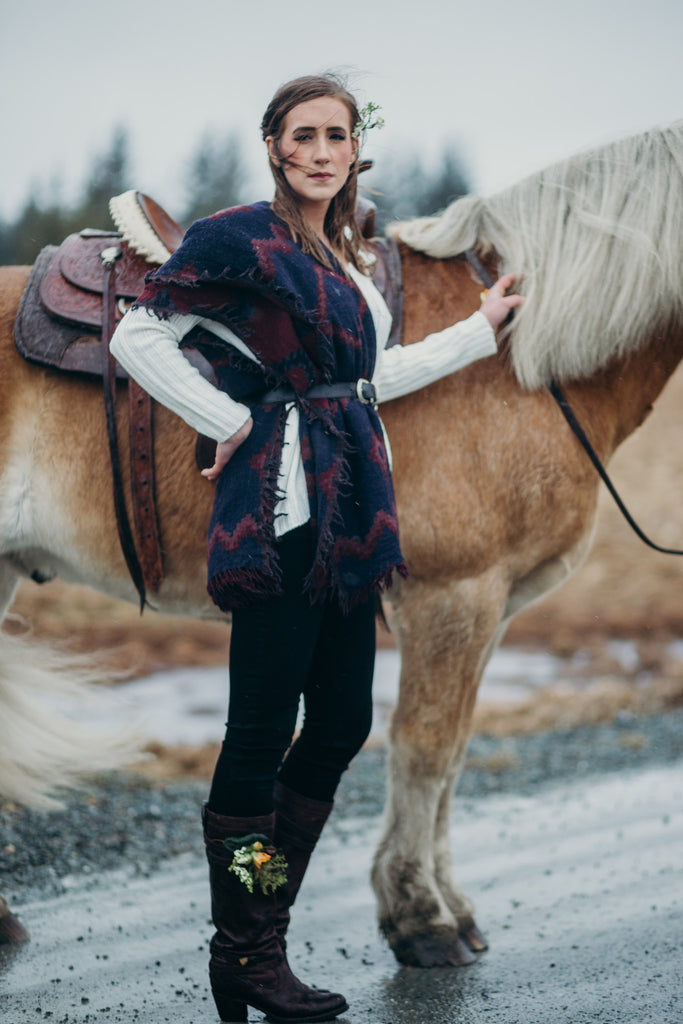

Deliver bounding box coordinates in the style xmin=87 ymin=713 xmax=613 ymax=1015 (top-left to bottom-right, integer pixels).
xmin=1 ymin=121 xmax=682 ymax=963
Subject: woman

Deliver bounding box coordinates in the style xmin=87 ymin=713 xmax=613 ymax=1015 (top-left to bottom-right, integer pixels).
xmin=111 ymin=73 xmax=522 ymax=1023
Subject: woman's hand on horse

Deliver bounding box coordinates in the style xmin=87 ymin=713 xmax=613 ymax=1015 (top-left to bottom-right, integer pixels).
xmin=480 ymin=273 xmax=525 ymax=332
xmin=201 ymin=417 xmax=254 ymax=481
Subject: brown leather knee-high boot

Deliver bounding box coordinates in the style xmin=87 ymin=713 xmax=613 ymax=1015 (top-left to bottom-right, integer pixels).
xmin=202 ymin=804 xmax=348 ymax=1023
xmin=273 ymin=781 xmax=334 ymax=951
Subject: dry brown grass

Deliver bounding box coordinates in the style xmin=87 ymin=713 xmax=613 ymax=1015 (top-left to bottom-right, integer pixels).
xmin=3 ymin=588 xmax=230 ymax=677
xmin=472 ymin=674 xmax=683 ymax=738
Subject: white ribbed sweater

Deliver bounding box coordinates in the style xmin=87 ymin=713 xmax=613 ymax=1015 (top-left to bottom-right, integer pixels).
xmin=110 ymin=264 xmax=496 ymax=535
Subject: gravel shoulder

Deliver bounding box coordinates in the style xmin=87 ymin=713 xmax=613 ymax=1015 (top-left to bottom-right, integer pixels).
xmin=3 ymin=707 xmax=682 ymax=906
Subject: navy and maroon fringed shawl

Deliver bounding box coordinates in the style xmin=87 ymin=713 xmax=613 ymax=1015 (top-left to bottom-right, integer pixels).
xmin=134 ymin=201 xmax=407 ymax=610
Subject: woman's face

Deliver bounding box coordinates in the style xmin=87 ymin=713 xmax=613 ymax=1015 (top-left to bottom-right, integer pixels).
xmin=266 ymin=96 xmax=358 ymax=216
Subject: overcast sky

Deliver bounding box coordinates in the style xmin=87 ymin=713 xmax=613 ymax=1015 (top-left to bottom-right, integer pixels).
xmin=2 ymin=0 xmax=682 ymax=223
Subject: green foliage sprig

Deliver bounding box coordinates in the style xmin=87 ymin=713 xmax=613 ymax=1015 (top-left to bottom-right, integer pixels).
xmin=353 ymin=102 xmax=385 ymax=145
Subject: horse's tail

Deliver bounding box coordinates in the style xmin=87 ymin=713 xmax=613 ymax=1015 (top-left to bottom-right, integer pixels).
xmin=0 ymin=630 xmax=143 ymax=809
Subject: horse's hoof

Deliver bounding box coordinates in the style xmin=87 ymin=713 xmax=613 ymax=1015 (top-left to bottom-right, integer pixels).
xmin=460 ymin=919 xmax=488 ymax=952
xmin=390 ymin=927 xmax=478 ymax=968
xmin=0 ymin=902 xmax=30 ymax=945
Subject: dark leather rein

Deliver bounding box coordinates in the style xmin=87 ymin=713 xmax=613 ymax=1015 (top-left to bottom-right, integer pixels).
xmin=464 ymin=248 xmax=683 ymax=558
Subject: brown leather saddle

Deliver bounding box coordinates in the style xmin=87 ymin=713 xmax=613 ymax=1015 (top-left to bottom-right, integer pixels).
xmin=14 ymin=193 xmax=187 ymax=609
xmin=13 ymin=192 xmax=404 ymax=610
xmin=18 ymin=232 xmax=147 ymax=376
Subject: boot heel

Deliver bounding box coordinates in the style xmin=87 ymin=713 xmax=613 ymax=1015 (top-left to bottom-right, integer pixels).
xmin=212 ymin=991 xmax=247 ymax=1022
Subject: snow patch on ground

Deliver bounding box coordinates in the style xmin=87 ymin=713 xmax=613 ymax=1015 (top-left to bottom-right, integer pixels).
xmin=78 ymin=643 xmax=645 ymax=747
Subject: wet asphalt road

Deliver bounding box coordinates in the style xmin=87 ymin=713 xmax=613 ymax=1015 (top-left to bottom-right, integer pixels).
xmin=2 ymin=755 xmax=682 ymax=1024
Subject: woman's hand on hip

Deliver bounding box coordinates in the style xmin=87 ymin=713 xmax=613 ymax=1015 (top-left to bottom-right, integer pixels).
xmin=480 ymin=272 xmax=525 ymax=332
xmin=201 ymin=417 xmax=254 ymax=481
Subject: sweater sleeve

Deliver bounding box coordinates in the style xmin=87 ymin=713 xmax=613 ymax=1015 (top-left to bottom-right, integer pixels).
xmin=372 ymin=310 xmax=497 ymax=405
xmin=109 ymin=307 xmax=252 ymax=442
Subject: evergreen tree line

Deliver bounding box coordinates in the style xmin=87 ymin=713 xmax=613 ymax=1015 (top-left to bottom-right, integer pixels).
xmin=0 ymin=126 xmax=470 ymax=265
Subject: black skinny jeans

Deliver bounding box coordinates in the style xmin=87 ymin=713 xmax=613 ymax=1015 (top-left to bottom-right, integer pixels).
xmin=208 ymin=525 xmax=376 ymax=816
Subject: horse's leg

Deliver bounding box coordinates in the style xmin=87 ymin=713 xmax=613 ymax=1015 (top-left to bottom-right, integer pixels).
xmin=431 ymin=618 xmax=509 ymax=953
xmin=373 ymin=569 xmax=508 ymax=967
xmin=0 ymin=559 xmax=31 ymax=944
xmin=379 ymin=532 xmax=596 ymax=967
xmin=0 ymin=895 xmax=28 ymax=945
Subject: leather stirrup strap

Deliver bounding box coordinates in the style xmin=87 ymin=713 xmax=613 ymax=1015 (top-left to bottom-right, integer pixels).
xmin=368 ymin=236 xmax=404 ymax=349
xmin=128 ymin=380 xmax=164 ymax=592
xmin=101 ymin=245 xmax=148 ymax=610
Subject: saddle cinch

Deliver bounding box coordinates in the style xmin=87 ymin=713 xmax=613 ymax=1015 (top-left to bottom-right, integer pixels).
xmin=14 ymin=191 xmax=404 ymax=610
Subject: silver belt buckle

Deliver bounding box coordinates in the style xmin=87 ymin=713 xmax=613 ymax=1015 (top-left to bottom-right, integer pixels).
xmin=355 ymin=378 xmax=376 ymax=405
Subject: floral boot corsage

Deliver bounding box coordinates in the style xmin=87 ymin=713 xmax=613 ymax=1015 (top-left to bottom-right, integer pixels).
xmin=222 ymin=833 xmax=288 ymax=895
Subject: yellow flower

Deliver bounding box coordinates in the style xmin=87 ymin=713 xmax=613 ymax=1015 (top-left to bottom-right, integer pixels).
xmin=253 ymin=851 xmax=272 ymax=869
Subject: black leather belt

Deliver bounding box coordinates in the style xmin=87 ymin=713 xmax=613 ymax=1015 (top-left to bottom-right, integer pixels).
xmin=253 ymin=379 xmax=377 ymax=406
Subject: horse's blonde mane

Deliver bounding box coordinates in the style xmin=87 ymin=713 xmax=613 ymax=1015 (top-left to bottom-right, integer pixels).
xmin=397 ymin=122 xmax=683 ymax=390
